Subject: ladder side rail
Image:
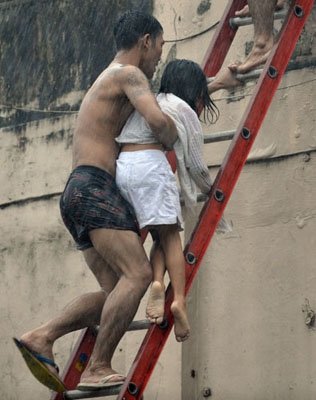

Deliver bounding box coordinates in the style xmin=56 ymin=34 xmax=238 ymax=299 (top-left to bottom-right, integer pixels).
xmin=202 ymin=0 xmax=247 ymax=76
xmin=52 ymin=0 xmax=248 ymax=390
xmin=51 ymin=328 xmax=97 ymax=400
xmin=183 ymin=0 xmax=315 ymax=276
xmin=117 ymin=1 xmax=314 ymax=398
xmin=64 ymin=386 xmax=121 ymax=399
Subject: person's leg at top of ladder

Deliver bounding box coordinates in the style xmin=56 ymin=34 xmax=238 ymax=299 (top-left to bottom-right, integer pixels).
xmin=229 ymin=0 xmax=287 ymax=74
xmin=235 ymin=0 xmax=286 ymax=17
xmin=146 ymin=226 xmax=190 ymax=342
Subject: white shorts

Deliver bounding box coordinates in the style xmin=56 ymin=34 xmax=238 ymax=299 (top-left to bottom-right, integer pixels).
xmin=116 ymin=150 xmax=183 ymax=230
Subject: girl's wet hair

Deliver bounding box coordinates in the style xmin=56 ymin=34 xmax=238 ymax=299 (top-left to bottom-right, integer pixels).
xmin=114 ymin=11 xmax=163 ymax=51
xmin=159 ymin=59 xmax=219 ymax=124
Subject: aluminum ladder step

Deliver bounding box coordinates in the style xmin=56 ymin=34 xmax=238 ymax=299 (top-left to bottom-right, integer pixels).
xmin=230 ymin=10 xmax=287 ymax=28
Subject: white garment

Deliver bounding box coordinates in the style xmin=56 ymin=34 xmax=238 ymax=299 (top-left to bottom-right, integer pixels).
xmin=116 ymin=93 xmax=231 ymax=233
xmin=116 ymin=107 xmax=159 ymax=145
xmin=116 ymin=93 xmax=212 ymax=207
xmin=116 ymin=150 xmax=183 ymax=229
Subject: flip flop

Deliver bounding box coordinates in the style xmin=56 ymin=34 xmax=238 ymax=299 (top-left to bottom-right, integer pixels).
xmin=13 ymin=337 xmax=66 ymax=393
xmin=77 ymin=373 xmax=125 ymax=391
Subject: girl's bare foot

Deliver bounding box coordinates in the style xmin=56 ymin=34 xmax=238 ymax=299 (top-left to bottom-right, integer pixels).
xmin=171 ymin=300 xmax=190 ymax=342
xmin=146 ymin=281 xmax=165 ymax=324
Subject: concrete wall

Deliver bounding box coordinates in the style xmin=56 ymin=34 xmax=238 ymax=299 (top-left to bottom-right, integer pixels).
xmin=161 ymin=2 xmax=315 ymax=400
xmin=1 ymin=0 xmax=315 ymax=399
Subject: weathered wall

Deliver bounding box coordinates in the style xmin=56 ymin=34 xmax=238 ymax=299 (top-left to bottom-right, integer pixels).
xmin=183 ymin=153 xmax=316 ymax=400
xmin=1 ymin=0 xmax=316 ymax=399
xmin=0 ymin=0 xmax=153 ymax=124
xmin=156 ymin=1 xmax=316 ymax=399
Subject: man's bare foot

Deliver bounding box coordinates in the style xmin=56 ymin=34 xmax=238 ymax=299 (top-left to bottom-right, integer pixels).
xmin=228 ymin=37 xmax=274 ymax=74
xmin=20 ymin=330 xmax=57 ymax=376
xmin=146 ymin=281 xmax=165 ymax=324
xmin=171 ymin=300 xmax=190 ymax=342
xmin=235 ymin=0 xmax=286 ymax=18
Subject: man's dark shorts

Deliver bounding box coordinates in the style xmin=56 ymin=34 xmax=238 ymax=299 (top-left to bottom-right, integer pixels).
xmin=60 ymin=165 xmax=139 ymax=251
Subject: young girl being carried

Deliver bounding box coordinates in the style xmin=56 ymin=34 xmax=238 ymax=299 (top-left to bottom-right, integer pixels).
xmin=116 ymin=59 xmax=220 ymax=342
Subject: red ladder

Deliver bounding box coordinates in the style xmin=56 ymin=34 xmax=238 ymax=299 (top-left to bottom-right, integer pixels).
xmin=52 ymin=0 xmax=314 ymax=398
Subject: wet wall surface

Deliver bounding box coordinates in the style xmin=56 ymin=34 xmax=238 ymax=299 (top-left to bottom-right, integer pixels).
xmin=0 ymin=0 xmax=153 ymax=127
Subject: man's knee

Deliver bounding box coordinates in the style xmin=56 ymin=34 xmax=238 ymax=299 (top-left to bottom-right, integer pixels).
xmin=144 ymin=262 xmax=153 ymax=285
xmin=125 ymin=259 xmax=152 ymax=293
xmin=134 ymin=259 xmax=152 ymax=288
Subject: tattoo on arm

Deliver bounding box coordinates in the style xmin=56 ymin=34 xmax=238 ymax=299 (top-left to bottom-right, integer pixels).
xmin=125 ymin=69 xmax=151 ymax=103
xmin=126 ymin=71 xmax=146 ymax=86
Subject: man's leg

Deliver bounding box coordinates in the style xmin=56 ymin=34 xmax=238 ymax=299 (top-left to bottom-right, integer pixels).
xmin=19 ymin=247 xmax=118 ymax=376
xmin=235 ymin=0 xmax=286 ymax=18
xmin=230 ymin=0 xmax=279 ymax=73
xmin=79 ymin=228 xmax=152 ymax=385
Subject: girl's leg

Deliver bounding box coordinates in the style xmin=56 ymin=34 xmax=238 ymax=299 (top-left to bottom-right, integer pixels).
xmin=157 ymin=225 xmax=190 ymax=342
xmin=150 ymin=239 xmax=166 ymax=284
xmin=146 ymin=240 xmax=166 ymax=324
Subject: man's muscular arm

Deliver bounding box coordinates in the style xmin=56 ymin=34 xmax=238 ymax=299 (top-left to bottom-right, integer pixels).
xmin=122 ymin=66 xmax=177 ymax=149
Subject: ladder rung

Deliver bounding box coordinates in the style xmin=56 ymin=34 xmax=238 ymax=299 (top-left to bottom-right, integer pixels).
xmin=230 ymin=10 xmax=287 ymax=28
xmin=128 ymin=319 xmax=151 ymax=331
xmin=236 ymin=68 xmax=262 ymax=81
xmin=64 ymin=386 xmax=121 ymax=399
xmin=197 ymin=193 xmax=208 ymax=203
xmin=180 ymin=193 xmax=207 ymax=206
xmin=204 ymin=130 xmax=235 ymax=143
xmin=95 ymin=319 xmax=151 ymax=334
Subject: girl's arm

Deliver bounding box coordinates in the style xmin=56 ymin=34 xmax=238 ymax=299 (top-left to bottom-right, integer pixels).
xmin=180 ymin=105 xmax=212 ymax=194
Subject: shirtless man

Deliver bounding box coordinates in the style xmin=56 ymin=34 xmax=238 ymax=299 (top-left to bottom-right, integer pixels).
xmin=14 ymin=10 xmax=241 ymax=393
xmin=229 ymin=0 xmax=287 ymax=74
xmin=15 ymin=11 xmax=178 ymax=392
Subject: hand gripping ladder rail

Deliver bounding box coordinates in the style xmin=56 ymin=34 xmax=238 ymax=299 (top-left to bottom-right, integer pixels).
xmin=52 ymin=0 xmax=315 ymax=398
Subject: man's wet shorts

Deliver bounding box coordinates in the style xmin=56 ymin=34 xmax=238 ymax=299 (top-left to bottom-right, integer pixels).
xmin=60 ymin=165 xmax=139 ymax=250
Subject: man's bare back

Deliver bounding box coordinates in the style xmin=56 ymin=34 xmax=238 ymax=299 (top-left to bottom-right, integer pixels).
xmin=72 ymin=63 xmax=136 ymax=176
